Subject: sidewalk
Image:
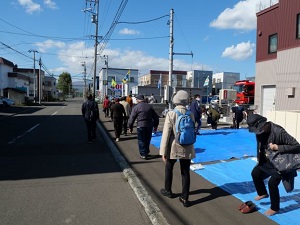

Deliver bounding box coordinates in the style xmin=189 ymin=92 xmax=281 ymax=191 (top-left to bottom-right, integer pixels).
xmin=97 ymin=109 xmax=277 ymax=225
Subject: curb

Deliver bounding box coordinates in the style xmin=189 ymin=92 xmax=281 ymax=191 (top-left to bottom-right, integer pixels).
xmin=96 ymin=122 xmax=170 ymax=225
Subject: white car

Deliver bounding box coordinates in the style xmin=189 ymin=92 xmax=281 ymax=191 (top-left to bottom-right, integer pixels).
xmin=0 ymin=96 xmax=15 ymax=106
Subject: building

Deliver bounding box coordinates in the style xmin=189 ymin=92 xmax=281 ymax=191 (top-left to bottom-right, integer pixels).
xmin=256 ymin=0 xmax=300 ymax=116
xmin=212 ymin=72 xmax=240 ymax=94
xmin=187 ymin=70 xmax=213 ymax=97
xmin=43 ymin=76 xmax=58 ymax=100
xmin=98 ymin=68 xmax=138 ymax=99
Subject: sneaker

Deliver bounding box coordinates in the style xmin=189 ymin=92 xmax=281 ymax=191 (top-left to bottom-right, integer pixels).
xmin=140 ymin=155 xmax=147 ymax=160
xmin=124 ymin=133 xmax=127 ymax=136
xmin=160 ymin=189 xmax=173 ymax=198
xmin=179 ymin=197 xmax=189 ymax=207
xmin=116 ymin=138 xmax=120 ymax=142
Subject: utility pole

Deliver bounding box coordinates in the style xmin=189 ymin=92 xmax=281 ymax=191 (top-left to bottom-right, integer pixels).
xmin=28 ymin=49 xmax=38 ymax=103
xmin=168 ymin=9 xmax=193 ymax=110
xmin=92 ymin=0 xmax=100 ymax=100
xmin=81 ymin=61 xmax=87 ymax=99
xmin=168 ymin=9 xmax=174 ymax=110
xmin=104 ymin=55 xmax=108 ymax=98
xmin=38 ymin=57 xmax=42 ymax=105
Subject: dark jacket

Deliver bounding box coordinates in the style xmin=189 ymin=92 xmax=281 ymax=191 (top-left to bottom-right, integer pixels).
xmin=128 ymin=102 xmax=159 ymax=129
xmin=111 ymin=103 xmax=126 ymax=119
xmin=256 ymin=122 xmax=300 ymax=192
xmin=81 ymin=100 xmax=99 ymax=121
xmin=190 ymin=99 xmax=201 ymax=119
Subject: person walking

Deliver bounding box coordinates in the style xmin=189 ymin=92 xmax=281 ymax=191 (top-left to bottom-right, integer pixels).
xmin=207 ymin=104 xmax=220 ymax=130
xmin=190 ymin=94 xmax=202 ymax=135
xmin=81 ymin=94 xmax=99 ymax=143
xmin=102 ymin=95 xmax=110 ymax=118
xmin=247 ymin=114 xmax=300 ymax=216
xmin=232 ymin=104 xmax=247 ymax=129
xmin=110 ymin=98 xmax=126 ymax=142
xmin=120 ymin=96 xmax=131 ymax=136
xmin=128 ymin=94 xmax=159 ymax=159
xmin=159 ymin=90 xmax=196 ymax=207
xmin=148 ymin=93 xmax=157 ymax=104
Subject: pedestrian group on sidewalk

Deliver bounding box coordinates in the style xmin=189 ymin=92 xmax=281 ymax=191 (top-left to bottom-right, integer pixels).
xmin=82 ymin=90 xmax=300 ymax=215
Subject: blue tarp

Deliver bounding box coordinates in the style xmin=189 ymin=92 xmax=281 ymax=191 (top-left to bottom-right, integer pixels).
xmin=151 ymin=128 xmax=257 ymax=162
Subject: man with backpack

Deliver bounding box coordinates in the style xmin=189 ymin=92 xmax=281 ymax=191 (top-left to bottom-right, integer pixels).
xmin=81 ymin=94 xmax=99 ymax=143
xmin=159 ymin=90 xmax=196 ymax=207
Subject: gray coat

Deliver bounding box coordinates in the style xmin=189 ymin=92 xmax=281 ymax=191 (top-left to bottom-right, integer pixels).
xmin=159 ymin=105 xmax=195 ymax=159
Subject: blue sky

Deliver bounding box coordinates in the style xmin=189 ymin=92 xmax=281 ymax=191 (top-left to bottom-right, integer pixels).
xmin=0 ymin=0 xmax=278 ymax=82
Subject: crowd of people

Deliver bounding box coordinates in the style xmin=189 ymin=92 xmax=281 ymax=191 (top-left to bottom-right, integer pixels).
xmin=81 ymin=91 xmax=300 ymax=214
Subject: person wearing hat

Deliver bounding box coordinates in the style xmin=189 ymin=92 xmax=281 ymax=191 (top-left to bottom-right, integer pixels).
xmin=247 ymin=114 xmax=300 ymax=216
xmin=128 ymin=94 xmax=159 ymax=159
xmin=159 ymin=90 xmax=196 ymax=207
xmin=110 ymin=98 xmax=126 ymax=142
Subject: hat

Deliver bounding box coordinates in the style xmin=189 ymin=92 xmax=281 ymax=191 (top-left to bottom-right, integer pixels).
xmin=136 ymin=94 xmax=144 ymax=100
xmin=172 ymin=90 xmax=189 ymax=106
xmin=114 ymin=97 xmax=119 ymax=102
xmin=247 ymin=114 xmax=267 ymax=134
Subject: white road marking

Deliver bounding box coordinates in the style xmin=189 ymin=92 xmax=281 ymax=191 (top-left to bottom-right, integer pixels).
xmin=8 ymin=124 xmax=40 ymax=144
xmin=52 ymin=111 xmax=58 ymax=116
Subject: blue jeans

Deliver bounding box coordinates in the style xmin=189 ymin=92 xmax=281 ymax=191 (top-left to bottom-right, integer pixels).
xmin=137 ymin=127 xmax=153 ymax=156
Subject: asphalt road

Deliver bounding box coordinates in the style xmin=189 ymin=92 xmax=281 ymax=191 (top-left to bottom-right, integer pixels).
xmin=0 ymin=100 xmax=151 ymax=225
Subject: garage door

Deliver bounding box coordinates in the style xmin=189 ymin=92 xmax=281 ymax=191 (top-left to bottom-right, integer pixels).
xmin=262 ymin=85 xmax=276 ymax=117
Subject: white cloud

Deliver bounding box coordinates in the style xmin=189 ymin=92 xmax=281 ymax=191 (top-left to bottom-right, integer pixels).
xmin=222 ymin=41 xmax=255 ymax=60
xmin=44 ymin=0 xmax=57 ymax=9
xmin=119 ymin=28 xmax=140 ymax=35
xmin=35 ymin=39 xmax=66 ymax=52
xmin=210 ymin=0 xmax=279 ymax=30
xmin=210 ymin=0 xmax=259 ymax=30
xmin=18 ymin=0 xmax=42 ymax=14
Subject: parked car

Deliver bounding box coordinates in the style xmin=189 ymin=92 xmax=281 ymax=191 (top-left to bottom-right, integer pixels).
xmin=0 ymin=98 xmax=3 ymax=106
xmin=0 ymin=96 xmax=15 ymax=106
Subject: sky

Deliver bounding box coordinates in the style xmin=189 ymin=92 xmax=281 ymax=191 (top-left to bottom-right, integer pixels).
xmin=0 ymin=0 xmax=278 ymax=82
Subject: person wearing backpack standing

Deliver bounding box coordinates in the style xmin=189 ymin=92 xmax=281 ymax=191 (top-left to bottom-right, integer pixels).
xmin=190 ymin=94 xmax=202 ymax=135
xmin=159 ymin=90 xmax=196 ymax=207
xmin=81 ymin=94 xmax=99 ymax=143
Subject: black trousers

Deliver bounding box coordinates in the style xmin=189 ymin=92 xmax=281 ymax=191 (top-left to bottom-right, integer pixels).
xmin=85 ymin=120 xmax=96 ymax=142
xmin=113 ymin=117 xmax=123 ymax=138
xmin=123 ymin=116 xmax=128 ymax=134
xmin=251 ymin=162 xmax=282 ymax=211
xmin=164 ymin=159 xmax=191 ymax=200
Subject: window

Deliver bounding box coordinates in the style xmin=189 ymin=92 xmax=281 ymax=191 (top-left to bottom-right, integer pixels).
xmin=268 ymin=33 xmax=278 ymax=53
xmin=297 ymin=14 xmax=300 ymax=39
xmin=130 ymin=77 xmax=134 ymax=82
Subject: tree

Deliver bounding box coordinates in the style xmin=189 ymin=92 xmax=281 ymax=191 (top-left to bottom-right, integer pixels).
xmin=57 ymin=72 xmax=72 ymax=95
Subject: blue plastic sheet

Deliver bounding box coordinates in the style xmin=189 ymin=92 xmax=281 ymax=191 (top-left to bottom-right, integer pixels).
xmin=151 ymin=128 xmax=257 ymax=162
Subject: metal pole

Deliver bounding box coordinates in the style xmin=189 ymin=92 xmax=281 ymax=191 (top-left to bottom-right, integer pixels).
xmin=168 ymin=9 xmax=174 ymax=110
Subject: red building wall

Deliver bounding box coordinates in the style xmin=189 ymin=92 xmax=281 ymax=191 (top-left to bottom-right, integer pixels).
xmin=256 ymin=0 xmax=300 ymax=63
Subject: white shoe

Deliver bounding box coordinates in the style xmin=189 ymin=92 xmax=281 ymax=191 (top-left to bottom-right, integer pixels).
xmin=116 ymin=138 xmax=119 ymax=142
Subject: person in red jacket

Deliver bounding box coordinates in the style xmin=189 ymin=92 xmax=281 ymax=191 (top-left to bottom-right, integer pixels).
xmin=102 ymin=95 xmax=110 ymax=118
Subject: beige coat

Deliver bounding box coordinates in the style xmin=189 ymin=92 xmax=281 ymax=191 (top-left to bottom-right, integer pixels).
xmin=159 ymin=105 xmax=196 ymax=159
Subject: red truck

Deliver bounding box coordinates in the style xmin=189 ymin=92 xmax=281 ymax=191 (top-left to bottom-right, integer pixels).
xmin=233 ymin=80 xmax=255 ymax=105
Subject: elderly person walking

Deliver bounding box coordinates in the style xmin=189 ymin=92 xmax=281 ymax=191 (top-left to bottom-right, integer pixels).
xmin=128 ymin=94 xmax=159 ymax=159
xmin=159 ymin=90 xmax=196 ymax=207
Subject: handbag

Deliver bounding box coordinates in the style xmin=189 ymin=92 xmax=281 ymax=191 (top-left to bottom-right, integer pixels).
xmin=266 ymin=149 xmax=300 ymax=173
